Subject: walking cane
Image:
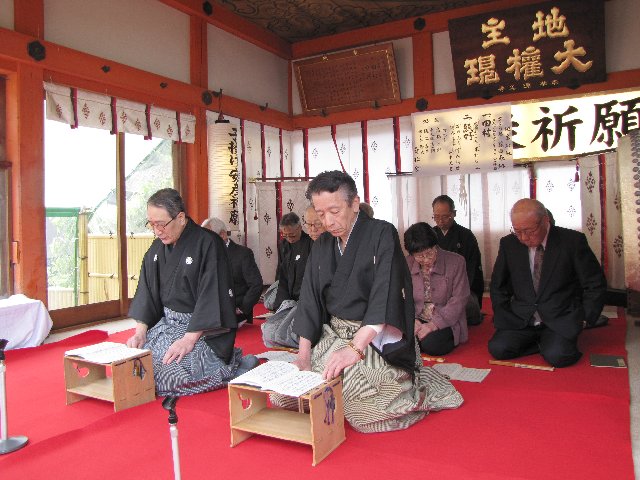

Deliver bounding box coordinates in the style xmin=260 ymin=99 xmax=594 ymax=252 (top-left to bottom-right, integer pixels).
xmin=0 ymin=339 xmax=28 ymax=454
xmin=162 ymin=396 xmax=181 ymax=480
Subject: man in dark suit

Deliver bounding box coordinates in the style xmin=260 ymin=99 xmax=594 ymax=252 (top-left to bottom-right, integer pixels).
xmin=202 ymin=217 xmax=263 ymax=325
xmin=432 ymin=195 xmax=484 ymax=325
xmin=489 ymin=199 xmax=606 ymax=367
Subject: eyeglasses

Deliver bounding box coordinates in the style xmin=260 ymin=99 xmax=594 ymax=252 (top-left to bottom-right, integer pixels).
xmin=432 ymin=214 xmax=452 ymax=220
xmin=304 ymin=221 xmax=323 ymax=230
xmin=146 ymin=216 xmax=176 ymax=232
xmin=413 ymin=248 xmax=437 ymax=260
xmin=510 ymin=219 xmax=543 ymax=238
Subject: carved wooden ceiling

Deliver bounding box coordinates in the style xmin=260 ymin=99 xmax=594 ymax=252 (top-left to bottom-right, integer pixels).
xmin=214 ymin=0 xmax=495 ymax=42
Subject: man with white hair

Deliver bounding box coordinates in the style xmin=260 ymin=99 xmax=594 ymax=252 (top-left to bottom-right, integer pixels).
xmin=489 ymin=199 xmax=606 ymax=367
xmin=202 ymin=217 xmax=263 ymax=326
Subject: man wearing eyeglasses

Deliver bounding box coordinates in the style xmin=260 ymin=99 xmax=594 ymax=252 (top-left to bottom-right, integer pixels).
xmin=127 ymin=188 xmax=258 ymax=395
xmin=432 ymin=195 xmax=484 ymax=325
xmin=273 ymin=212 xmax=313 ymax=311
xmin=262 ymin=207 xmax=325 ymax=348
xmin=489 ymin=198 xmax=606 ymax=368
xmin=304 ymin=205 xmax=326 ymax=241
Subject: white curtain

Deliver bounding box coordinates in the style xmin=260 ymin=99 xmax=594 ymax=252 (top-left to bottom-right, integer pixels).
xmin=335 ymin=122 xmax=364 ymax=196
xmin=76 ymin=89 xmax=112 ymax=131
xmin=281 ymin=181 xmax=310 ymax=219
xmin=243 ymin=121 xmax=263 ymax=258
xmin=367 ymin=119 xmax=395 ymax=222
xmin=281 ymin=130 xmax=293 ymax=178
xmin=44 ymin=82 xmax=195 ymax=143
xmin=307 ymin=127 xmax=341 ymax=176
xmin=290 ymin=130 xmax=305 ymax=177
xmin=536 ymin=161 xmax=581 ymax=230
xmin=579 ymin=153 xmax=624 ymax=289
xmin=255 ymin=182 xmax=278 ymax=284
xmin=263 ymin=125 xmax=282 ymax=178
xmin=391 ymin=167 xmax=529 ymax=288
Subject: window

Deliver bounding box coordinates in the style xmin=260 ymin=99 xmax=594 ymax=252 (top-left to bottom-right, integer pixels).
xmin=44 ymin=115 xmax=177 ymax=324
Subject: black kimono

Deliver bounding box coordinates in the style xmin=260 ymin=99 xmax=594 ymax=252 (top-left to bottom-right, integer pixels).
xmin=273 ymin=230 xmax=313 ymax=310
xmin=434 ymin=221 xmax=484 ymax=305
xmin=129 ymin=219 xmax=242 ymax=395
xmin=294 ymin=211 xmax=417 ymax=372
xmin=290 ymin=212 xmax=463 ymax=433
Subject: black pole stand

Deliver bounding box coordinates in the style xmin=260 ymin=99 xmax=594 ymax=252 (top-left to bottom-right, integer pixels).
xmin=0 ymin=339 xmax=28 ymax=454
xmin=162 ymin=396 xmax=181 ymax=480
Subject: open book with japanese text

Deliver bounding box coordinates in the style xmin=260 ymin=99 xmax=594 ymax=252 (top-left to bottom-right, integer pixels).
xmin=229 ymin=360 xmax=324 ymax=397
xmin=65 ymin=341 xmax=149 ymax=364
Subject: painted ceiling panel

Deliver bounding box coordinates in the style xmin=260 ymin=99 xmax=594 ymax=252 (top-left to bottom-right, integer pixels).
xmin=215 ymin=0 xmax=495 ymax=42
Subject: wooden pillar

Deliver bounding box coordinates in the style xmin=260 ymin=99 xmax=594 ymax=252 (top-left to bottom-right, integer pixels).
xmin=412 ymin=32 xmax=434 ymax=98
xmin=184 ymin=15 xmax=209 ymax=222
xmin=14 ymin=0 xmax=44 ymax=39
xmin=6 ymin=64 xmax=47 ymax=303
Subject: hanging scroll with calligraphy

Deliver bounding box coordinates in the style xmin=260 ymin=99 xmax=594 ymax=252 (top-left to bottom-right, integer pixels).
xmin=293 ymin=43 xmax=401 ymax=115
xmin=208 ymin=122 xmax=241 ymax=230
xmin=412 ymin=103 xmax=513 ymax=175
xmin=448 ymin=0 xmax=605 ymax=100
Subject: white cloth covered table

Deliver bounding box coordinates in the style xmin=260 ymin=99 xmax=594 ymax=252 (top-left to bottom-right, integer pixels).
xmin=0 ymin=294 xmax=53 ymax=350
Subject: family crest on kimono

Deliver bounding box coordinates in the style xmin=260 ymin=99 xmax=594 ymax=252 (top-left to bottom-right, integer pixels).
xmin=127 ymin=188 xmax=258 ymax=396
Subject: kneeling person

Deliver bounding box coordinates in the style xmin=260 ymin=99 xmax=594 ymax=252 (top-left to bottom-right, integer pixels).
xmin=127 ymin=188 xmax=257 ymax=396
xmin=404 ymin=222 xmax=469 ymax=356
xmin=489 ymin=199 xmax=606 ymax=368
xmin=291 ymin=171 xmax=463 ymax=433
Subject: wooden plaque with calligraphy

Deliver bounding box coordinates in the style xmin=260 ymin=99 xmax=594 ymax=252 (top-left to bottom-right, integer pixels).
xmin=448 ymin=0 xmax=606 ymax=100
xmin=294 ymin=43 xmax=401 ymax=115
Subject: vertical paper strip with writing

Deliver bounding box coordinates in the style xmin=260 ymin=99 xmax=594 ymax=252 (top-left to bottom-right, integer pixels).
xmin=412 ymin=103 xmax=513 ymax=176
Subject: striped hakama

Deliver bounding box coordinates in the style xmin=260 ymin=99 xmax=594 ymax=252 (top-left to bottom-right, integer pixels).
xmin=145 ymin=307 xmax=243 ymax=396
xmin=312 ymin=317 xmax=462 ymax=433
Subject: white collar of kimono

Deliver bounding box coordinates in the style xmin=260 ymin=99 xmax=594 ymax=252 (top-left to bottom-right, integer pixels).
xmin=337 ymin=213 xmax=359 ymax=256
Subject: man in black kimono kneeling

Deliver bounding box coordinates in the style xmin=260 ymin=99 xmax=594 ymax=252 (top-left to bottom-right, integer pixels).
xmin=291 ymin=171 xmax=462 ymax=433
xmin=127 ymin=188 xmax=257 ymax=396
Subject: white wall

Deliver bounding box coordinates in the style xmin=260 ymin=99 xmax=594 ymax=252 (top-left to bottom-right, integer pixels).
xmin=44 ymin=0 xmax=190 ymax=83
xmin=208 ymin=25 xmax=289 ymax=114
xmin=0 ymin=0 xmax=13 ymax=30
xmin=432 ymin=31 xmax=456 ymax=95
xmin=392 ymin=37 xmax=414 ymax=99
xmin=605 ymin=0 xmax=640 ymax=73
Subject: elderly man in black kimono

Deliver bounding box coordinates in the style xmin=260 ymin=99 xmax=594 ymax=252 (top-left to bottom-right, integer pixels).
xmin=291 ymin=171 xmax=462 ymax=433
xmin=127 ymin=188 xmax=257 ymax=396
xmin=202 ymin=216 xmax=263 ymax=326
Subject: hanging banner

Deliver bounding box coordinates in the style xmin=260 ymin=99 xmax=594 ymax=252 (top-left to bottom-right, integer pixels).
xmin=512 ymin=89 xmax=640 ymax=159
xmin=412 ymin=103 xmax=513 ymax=175
xmin=208 ymin=123 xmax=240 ymax=229
xmin=448 ymin=0 xmax=605 ymax=100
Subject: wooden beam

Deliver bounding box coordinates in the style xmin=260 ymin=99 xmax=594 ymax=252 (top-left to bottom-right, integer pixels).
xmin=6 ymin=64 xmax=47 ymax=303
xmin=413 ymin=32 xmax=433 ymax=98
xmin=157 ymin=0 xmax=291 ymax=59
xmin=293 ymin=69 xmax=640 ymax=129
xmin=0 ymin=27 xmax=292 ymax=129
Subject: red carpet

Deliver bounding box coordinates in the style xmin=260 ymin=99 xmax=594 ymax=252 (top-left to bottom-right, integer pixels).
xmin=0 ymin=304 xmax=633 ymax=479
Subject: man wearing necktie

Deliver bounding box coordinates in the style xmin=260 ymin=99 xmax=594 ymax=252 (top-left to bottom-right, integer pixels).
xmin=489 ymin=199 xmax=606 ymax=367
